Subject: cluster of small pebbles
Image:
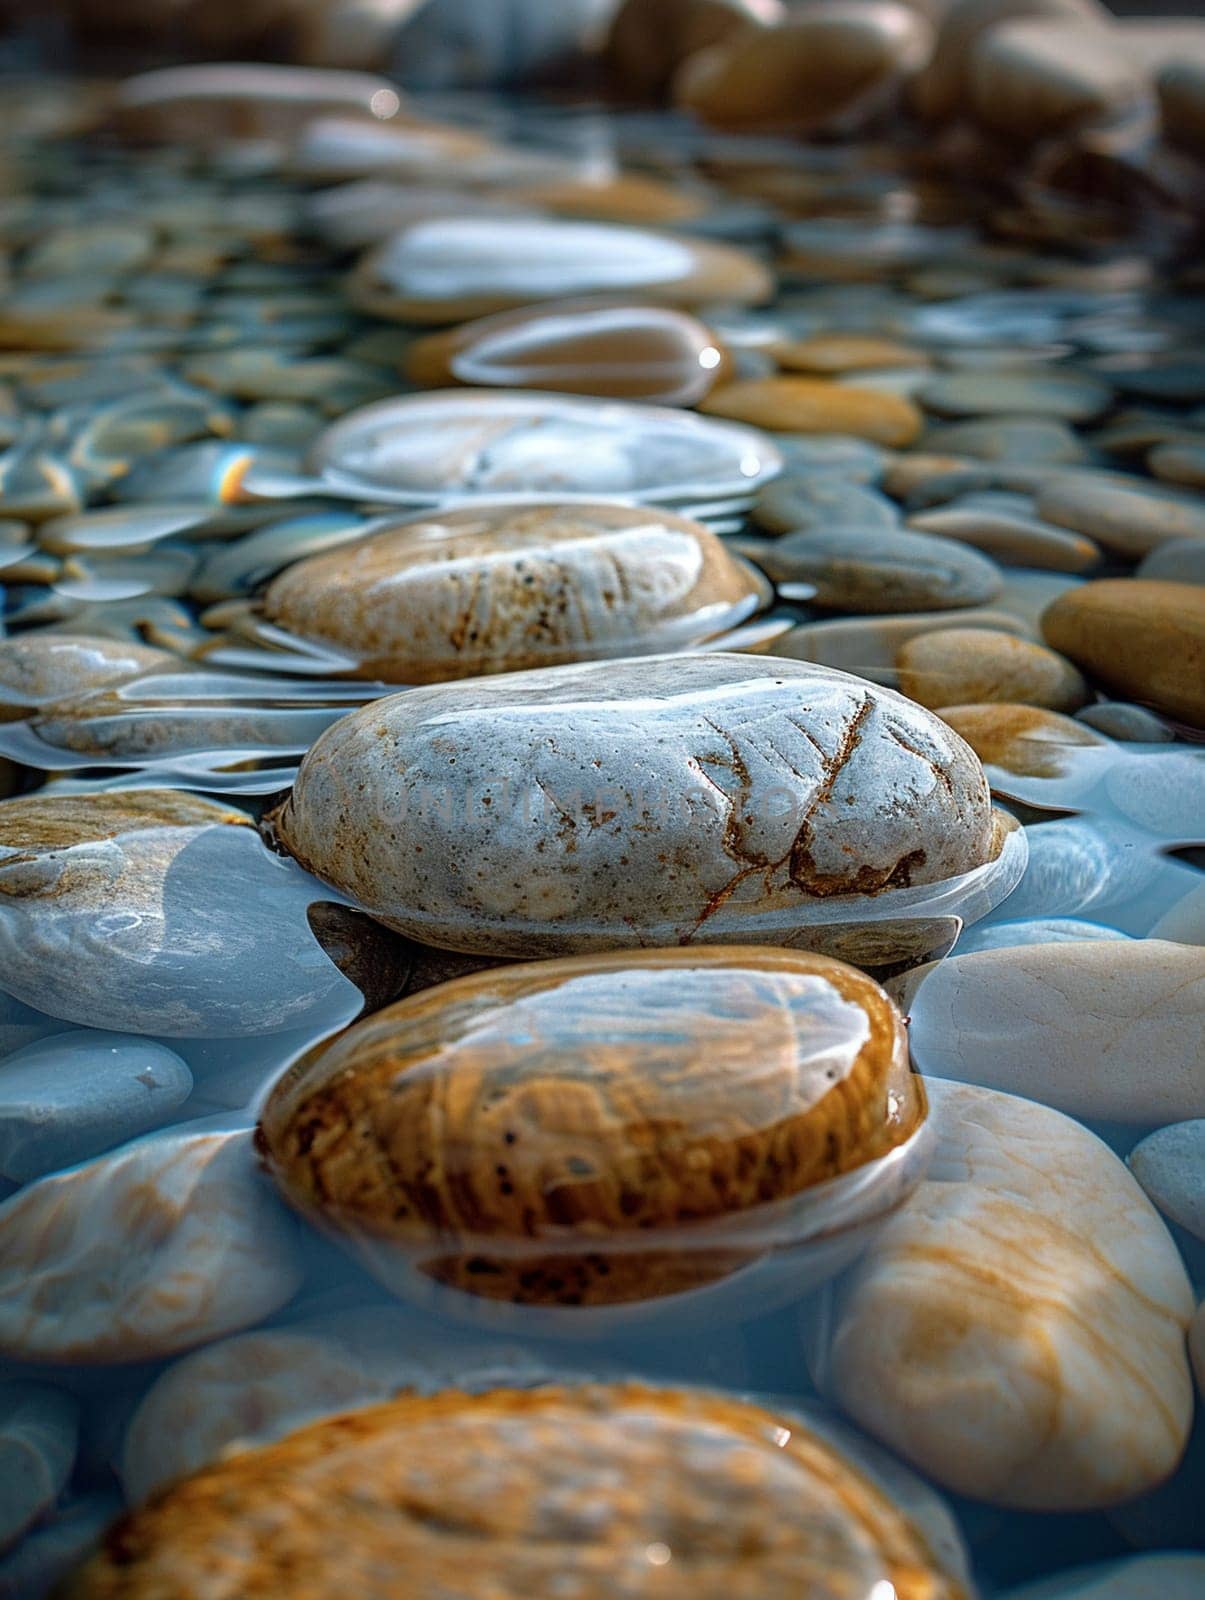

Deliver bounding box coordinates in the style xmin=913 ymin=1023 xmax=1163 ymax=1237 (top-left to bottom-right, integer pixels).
xmin=0 ymin=6 xmax=1203 ymax=1598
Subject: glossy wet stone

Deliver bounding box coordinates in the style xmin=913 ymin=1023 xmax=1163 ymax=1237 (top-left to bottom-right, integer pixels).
xmin=260 ymin=948 xmax=925 ymax=1310
xmin=1041 ymin=579 xmax=1205 ymax=727
xmin=700 ymin=377 xmax=922 ymax=447
xmin=1137 ymin=537 xmax=1205 ymax=586
xmin=0 ymin=1031 xmax=193 ymax=1184
xmin=0 ymin=1384 xmax=78 ymax=1552
xmin=955 ymin=916 xmax=1129 ymax=953
xmin=909 ymin=940 xmax=1205 ymax=1123
xmin=1036 ymin=473 xmax=1205 ymax=559
xmin=897 ymin=627 xmax=1089 ymax=712
xmin=908 ymin=497 xmax=1100 ymax=573
xmin=0 ymin=1124 xmax=301 ymax=1363
xmin=260 ymin=503 xmax=767 ymax=682
xmin=66 ymin=1384 xmax=966 ymax=1600
xmin=1128 ymin=1120 xmax=1205 ymax=1242
xmin=268 ymin=652 xmax=1008 ymax=958
xmin=937 ymin=703 xmax=1106 ymax=778
xmin=403 ymin=301 xmax=728 ymax=406
xmin=753 ymin=476 xmax=900 ymax=536
xmin=808 ymin=1078 xmax=1195 ymax=1509
xmin=747 ymin=525 xmax=1003 ymax=613
xmin=350 ymin=218 xmax=773 ymax=323
xmin=0 ymin=634 xmax=179 ymax=720
xmin=0 ymin=790 xmax=358 ymax=1036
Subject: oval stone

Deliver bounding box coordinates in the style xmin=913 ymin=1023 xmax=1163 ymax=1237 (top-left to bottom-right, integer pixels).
xmin=403 ymin=301 xmax=727 ymax=405
xmin=259 ymin=948 xmax=925 ymax=1309
xmin=113 ymin=63 xmax=405 ymax=143
xmin=66 ymin=1384 xmax=964 ymax=1600
xmin=0 ymin=633 xmax=178 ymax=721
xmin=0 ymin=1384 xmax=78 ymax=1553
xmin=750 ymin=526 xmax=1003 ymax=613
xmin=261 ymin=503 xmax=767 ymax=683
xmin=897 ymin=627 xmax=1089 ymax=711
xmin=268 ymin=653 xmax=1000 ymax=957
xmin=919 ymin=368 xmax=1113 ymax=422
xmin=1129 ymin=1119 xmax=1205 ymax=1242
xmin=909 ymin=939 xmax=1205 ymax=1123
xmin=1036 ymin=472 xmax=1205 ymax=559
xmin=350 ymin=217 xmax=772 ymax=323
xmin=606 ymin=0 xmax=785 ymax=99
xmin=700 ymin=377 xmax=923 ymax=447
xmin=937 ymin=703 xmax=1105 ymax=778
xmin=1041 ymin=579 xmax=1205 ymax=727
xmin=810 ymin=1078 xmax=1195 ymax=1508
xmin=966 ymin=18 xmax=1150 ymax=142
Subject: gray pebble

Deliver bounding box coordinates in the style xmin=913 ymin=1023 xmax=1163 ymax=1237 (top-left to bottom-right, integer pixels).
xmin=754 ymin=524 xmax=1003 ymax=613
xmin=1128 ymin=1120 xmax=1205 ymax=1242
xmin=1137 ymin=536 xmax=1205 ymax=585
xmin=1075 ymin=702 xmax=1176 ymax=742
xmin=0 ymin=1384 xmax=79 ymax=1554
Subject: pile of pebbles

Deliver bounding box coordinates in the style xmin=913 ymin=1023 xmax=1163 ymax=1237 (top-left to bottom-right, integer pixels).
xmin=0 ymin=18 xmax=1202 ymax=1600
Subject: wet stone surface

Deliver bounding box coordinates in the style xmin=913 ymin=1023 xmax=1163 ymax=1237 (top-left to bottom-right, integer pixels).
xmin=0 ymin=35 xmax=1203 ymax=1600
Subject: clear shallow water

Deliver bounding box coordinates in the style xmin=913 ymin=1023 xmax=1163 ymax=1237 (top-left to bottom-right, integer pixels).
xmin=0 ymin=82 xmax=1202 ymax=1600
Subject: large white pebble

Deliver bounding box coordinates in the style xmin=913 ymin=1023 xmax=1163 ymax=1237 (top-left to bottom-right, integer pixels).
xmin=0 ymin=1384 xmax=78 ymax=1553
xmin=908 ymin=939 xmax=1205 ymax=1124
xmin=0 ymin=1031 xmax=193 ymax=1183
xmin=0 ymin=1125 xmax=302 ymax=1363
xmin=811 ymin=1079 xmax=1195 ymax=1508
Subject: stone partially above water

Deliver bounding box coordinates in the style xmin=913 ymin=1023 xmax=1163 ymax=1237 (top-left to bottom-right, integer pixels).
xmin=260 ymin=502 xmax=767 ymax=683
xmin=908 ymin=939 xmax=1205 ymax=1124
xmin=259 ymin=947 xmax=927 ymax=1312
xmin=809 ymin=1079 xmax=1195 ymax=1508
xmin=0 ymin=633 xmax=178 ymax=721
xmin=268 ymin=652 xmax=1005 ymax=957
xmin=0 ymin=1124 xmax=301 ymax=1363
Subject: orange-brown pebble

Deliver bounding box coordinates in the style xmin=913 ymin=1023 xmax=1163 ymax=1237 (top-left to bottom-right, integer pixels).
xmin=606 ymin=0 xmax=785 ymax=99
xmin=403 ymin=300 xmax=729 ymax=405
xmin=62 ymin=1383 xmax=964 ymax=1600
xmin=772 ymin=333 xmax=929 ymax=374
xmin=897 ymin=627 xmax=1089 ymax=712
xmin=1041 ymin=579 xmax=1205 ymax=729
xmin=261 ymin=502 xmax=766 ymax=683
xmin=936 ymin=703 xmax=1105 ymax=777
xmin=258 ymin=947 xmax=924 ymax=1306
xmin=700 ymin=376 xmax=923 ymax=447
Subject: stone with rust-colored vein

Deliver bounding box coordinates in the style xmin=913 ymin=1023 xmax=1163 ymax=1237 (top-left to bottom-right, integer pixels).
xmin=812 ymin=1078 xmax=1195 ymax=1508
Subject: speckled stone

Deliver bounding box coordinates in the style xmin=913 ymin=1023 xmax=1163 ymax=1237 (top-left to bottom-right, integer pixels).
xmin=897 ymin=627 xmax=1089 ymax=711
xmin=811 ymin=1078 xmax=1195 ymax=1508
xmin=66 ymin=1385 xmax=965 ymax=1600
xmin=1037 ymin=472 xmax=1205 ymax=559
xmin=1128 ymin=1120 xmax=1205 ymax=1242
xmin=909 ymin=940 xmax=1205 ymax=1124
xmin=937 ymin=703 xmax=1105 ymax=777
xmin=0 ymin=1125 xmax=301 ymax=1363
xmin=269 ymin=653 xmax=1001 ymax=957
xmin=700 ymin=376 xmax=922 ymax=446
xmin=1041 ymin=579 xmax=1205 ymax=727
xmin=750 ymin=525 xmax=1003 ymax=613
xmin=259 ymin=947 xmax=925 ymax=1309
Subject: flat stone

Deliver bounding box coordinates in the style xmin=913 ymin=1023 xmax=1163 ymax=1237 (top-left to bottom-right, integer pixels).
xmin=113 ymin=62 xmax=406 ymax=142
xmin=269 ymin=653 xmax=1004 ymax=958
xmin=700 ymin=376 xmax=922 ymax=446
xmin=0 ymin=1125 xmax=302 ymax=1363
xmin=672 ymin=5 xmax=933 ymax=130
xmin=0 ymin=633 xmax=178 ymax=721
xmin=772 ymin=333 xmax=927 ymax=374
xmin=908 ymin=939 xmax=1205 ymax=1124
xmin=0 ymin=1384 xmax=78 ymax=1553
xmin=1001 ymin=1554 xmax=1205 ymax=1600
xmin=909 ymin=495 xmax=1101 ymax=572
xmin=1037 ymin=472 xmax=1205 ymax=558
xmin=921 ymin=415 xmax=1088 ymax=463
xmin=1129 ymin=1120 xmax=1205 ymax=1241
xmin=350 ymin=217 xmax=773 ymax=323
xmin=0 ymin=1030 xmax=193 ymax=1184
xmin=967 ymin=18 xmax=1151 ymax=143
xmin=811 ymin=1078 xmax=1194 ymax=1507
xmin=403 ymin=301 xmax=728 ymax=405
xmin=1041 ymin=579 xmax=1205 ymax=727
xmin=752 ymin=525 xmax=1003 ymax=612
xmin=753 ymin=476 xmax=900 ymax=535
xmin=919 ymin=368 xmax=1113 ymax=422
xmin=1137 ymin=537 xmax=1205 ymax=585
xmin=261 ymin=503 xmax=767 ymax=683
xmin=1150 ymin=441 xmax=1205 ymax=489
xmin=897 ymin=627 xmax=1089 ymax=711
xmin=1075 ymin=701 xmax=1176 ymax=742
xmin=956 ymin=916 xmax=1129 ymax=953
xmin=776 ymin=609 xmax=1035 ymax=683
xmin=937 ymin=703 xmax=1105 ymax=777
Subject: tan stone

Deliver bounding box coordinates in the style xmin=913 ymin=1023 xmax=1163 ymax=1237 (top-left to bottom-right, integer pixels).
xmin=503 ymin=171 xmax=707 ymax=224
xmin=967 ymin=19 xmax=1152 ymax=142
xmin=0 ymin=633 xmax=178 ymax=721
xmin=1041 ymin=579 xmax=1205 ymax=728
xmin=773 ymin=333 xmax=929 ymax=374
xmin=672 ymin=5 xmax=933 ymax=131
xmin=66 ymin=1385 xmax=964 ymax=1600
xmin=936 ymin=703 xmax=1105 ymax=777
xmin=700 ymin=376 xmax=922 ymax=447
xmin=403 ymin=300 xmax=728 ymax=405
xmin=897 ymin=627 xmax=1089 ymax=711
xmin=606 ymin=0 xmax=784 ymax=100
